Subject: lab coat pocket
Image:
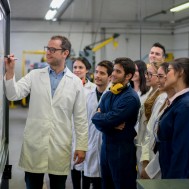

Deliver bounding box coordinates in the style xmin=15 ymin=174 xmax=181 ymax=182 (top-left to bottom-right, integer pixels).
xmin=23 ymin=118 xmax=47 ymax=147
xmin=51 ymin=144 xmax=72 ymax=170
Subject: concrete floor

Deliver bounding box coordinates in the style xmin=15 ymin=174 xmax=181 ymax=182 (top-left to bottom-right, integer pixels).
xmin=9 ymin=106 xmax=73 ymax=189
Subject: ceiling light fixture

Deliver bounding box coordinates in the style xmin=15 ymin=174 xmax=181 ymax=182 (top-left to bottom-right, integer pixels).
xmin=53 ymin=0 xmax=74 ymax=20
xmin=50 ymin=0 xmax=66 ymax=9
xmin=170 ymin=2 xmax=189 ymax=12
xmin=45 ymin=0 xmax=74 ymax=21
xmin=45 ymin=9 xmax=57 ymax=20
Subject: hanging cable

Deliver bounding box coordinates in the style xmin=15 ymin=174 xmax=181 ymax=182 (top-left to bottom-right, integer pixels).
xmin=68 ymin=2 xmax=75 ymax=39
xmin=79 ymin=0 xmax=90 ymax=51
xmin=139 ymin=0 xmax=142 ymax=60
xmin=92 ymin=0 xmax=104 ymax=45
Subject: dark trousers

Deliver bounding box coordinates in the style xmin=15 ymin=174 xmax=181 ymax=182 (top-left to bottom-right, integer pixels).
xmin=71 ymin=169 xmax=102 ymax=189
xmin=83 ymin=175 xmax=102 ymax=189
xmin=71 ymin=169 xmax=83 ymax=189
xmin=25 ymin=172 xmax=67 ymax=189
xmin=101 ymin=142 xmax=137 ymax=189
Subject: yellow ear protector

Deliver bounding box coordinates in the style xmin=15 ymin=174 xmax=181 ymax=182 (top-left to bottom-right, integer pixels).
xmin=110 ymin=83 xmax=125 ymax=94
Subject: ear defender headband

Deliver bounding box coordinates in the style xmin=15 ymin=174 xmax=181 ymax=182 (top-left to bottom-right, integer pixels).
xmin=110 ymin=83 xmax=125 ymax=94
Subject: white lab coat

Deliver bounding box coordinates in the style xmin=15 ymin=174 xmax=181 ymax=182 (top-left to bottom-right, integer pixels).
xmin=4 ymin=67 xmax=88 ymax=175
xmin=134 ymin=89 xmax=151 ymax=133
xmin=140 ymin=93 xmax=167 ymax=162
xmin=142 ymin=104 xmax=167 ymax=179
xmin=84 ymin=87 xmax=109 ymax=177
xmin=136 ymin=91 xmax=167 ymax=174
xmin=135 ymin=88 xmax=152 ymax=174
xmin=71 ymin=79 xmax=96 ymax=171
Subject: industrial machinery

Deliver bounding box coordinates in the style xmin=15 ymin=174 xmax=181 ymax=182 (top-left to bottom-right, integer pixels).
xmin=80 ymin=33 xmax=120 ymax=72
xmin=21 ymin=50 xmax=48 ymax=107
xmin=9 ymin=50 xmax=47 ymax=108
xmin=22 ymin=50 xmax=47 ymax=76
xmin=65 ymin=33 xmax=120 ymax=82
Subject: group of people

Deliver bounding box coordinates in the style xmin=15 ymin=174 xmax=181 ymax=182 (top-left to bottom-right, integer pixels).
xmin=4 ymin=35 xmax=189 ymax=189
xmin=134 ymin=43 xmax=189 ymax=181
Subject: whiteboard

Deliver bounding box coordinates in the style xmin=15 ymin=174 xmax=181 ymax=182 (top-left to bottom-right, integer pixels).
xmin=0 ymin=4 xmax=5 ymax=148
xmin=0 ymin=1 xmax=10 ymax=184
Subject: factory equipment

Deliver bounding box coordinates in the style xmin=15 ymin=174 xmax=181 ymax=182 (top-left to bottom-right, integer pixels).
xmin=80 ymin=33 xmax=120 ymax=72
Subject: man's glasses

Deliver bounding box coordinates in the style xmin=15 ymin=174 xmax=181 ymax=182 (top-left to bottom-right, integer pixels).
xmin=44 ymin=46 xmax=64 ymax=54
xmin=145 ymin=71 xmax=157 ymax=79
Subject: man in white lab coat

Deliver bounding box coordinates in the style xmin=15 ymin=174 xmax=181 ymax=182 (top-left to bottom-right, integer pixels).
xmin=4 ymin=35 xmax=88 ymax=189
xmin=83 ymin=60 xmax=113 ymax=189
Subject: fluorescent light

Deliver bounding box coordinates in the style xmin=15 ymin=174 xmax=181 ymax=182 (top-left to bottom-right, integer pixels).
xmin=45 ymin=9 xmax=57 ymax=20
xmin=44 ymin=0 xmax=73 ymax=21
xmin=170 ymin=2 xmax=189 ymax=12
xmin=55 ymin=0 xmax=74 ymax=19
xmin=50 ymin=0 xmax=65 ymax=9
xmin=0 ymin=12 xmax=3 ymax=21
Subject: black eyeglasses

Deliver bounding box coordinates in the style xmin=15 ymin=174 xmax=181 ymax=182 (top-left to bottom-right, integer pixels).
xmin=44 ymin=46 xmax=64 ymax=54
xmin=145 ymin=71 xmax=157 ymax=79
xmin=157 ymin=74 xmax=166 ymax=79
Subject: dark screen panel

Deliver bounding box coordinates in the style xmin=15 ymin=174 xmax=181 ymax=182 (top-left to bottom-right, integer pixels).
xmin=0 ymin=0 xmax=10 ymax=184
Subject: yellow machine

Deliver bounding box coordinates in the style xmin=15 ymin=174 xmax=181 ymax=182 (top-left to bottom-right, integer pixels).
xmin=79 ymin=33 xmax=120 ymax=72
xmin=22 ymin=50 xmax=46 ymax=76
xmin=9 ymin=50 xmax=46 ymax=108
xmin=91 ymin=33 xmax=119 ymax=52
xmin=165 ymin=53 xmax=174 ymax=62
xmin=22 ymin=50 xmax=46 ymax=106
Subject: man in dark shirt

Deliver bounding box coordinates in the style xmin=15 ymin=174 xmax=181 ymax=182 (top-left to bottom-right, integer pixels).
xmin=92 ymin=57 xmax=140 ymax=189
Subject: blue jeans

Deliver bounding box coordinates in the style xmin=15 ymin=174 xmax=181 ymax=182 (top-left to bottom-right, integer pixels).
xmin=25 ymin=172 xmax=67 ymax=189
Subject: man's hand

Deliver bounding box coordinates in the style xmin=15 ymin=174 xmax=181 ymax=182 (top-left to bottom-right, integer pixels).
xmin=115 ymin=122 xmax=125 ymax=130
xmin=73 ymin=150 xmax=86 ymax=165
xmin=140 ymin=168 xmax=150 ymax=179
xmin=4 ymin=54 xmax=16 ymax=80
xmin=140 ymin=160 xmax=150 ymax=179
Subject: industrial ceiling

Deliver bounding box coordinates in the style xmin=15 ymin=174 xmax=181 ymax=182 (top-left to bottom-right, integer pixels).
xmin=9 ymin=0 xmax=189 ymax=27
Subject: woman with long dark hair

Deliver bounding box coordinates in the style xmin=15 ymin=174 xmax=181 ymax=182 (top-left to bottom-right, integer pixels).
xmin=131 ymin=60 xmax=150 ymax=104
xmin=158 ymin=58 xmax=189 ymax=178
xmin=71 ymin=57 xmax=96 ymax=189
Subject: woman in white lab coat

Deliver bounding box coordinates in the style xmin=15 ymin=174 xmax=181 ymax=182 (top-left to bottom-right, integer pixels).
xmin=136 ymin=61 xmax=166 ymax=176
xmin=71 ymin=57 xmax=96 ymax=189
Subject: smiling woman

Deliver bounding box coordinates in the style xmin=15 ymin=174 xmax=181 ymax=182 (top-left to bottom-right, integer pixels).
xmin=136 ymin=60 xmax=167 ymax=177
xmin=158 ymin=58 xmax=189 ymax=179
xmin=71 ymin=56 xmax=96 ymax=189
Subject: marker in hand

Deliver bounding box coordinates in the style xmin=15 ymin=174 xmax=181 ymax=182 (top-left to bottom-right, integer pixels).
xmin=4 ymin=55 xmax=18 ymax=60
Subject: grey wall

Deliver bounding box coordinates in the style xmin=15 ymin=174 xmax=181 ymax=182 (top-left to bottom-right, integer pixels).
xmin=174 ymin=25 xmax=189 ymax=58
xmin=10 ymin=20 xmax=189 ymax=79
